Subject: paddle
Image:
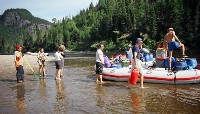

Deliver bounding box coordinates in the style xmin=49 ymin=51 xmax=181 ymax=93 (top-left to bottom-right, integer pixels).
xmin=23 ymin=56 xmax=39 ymax=80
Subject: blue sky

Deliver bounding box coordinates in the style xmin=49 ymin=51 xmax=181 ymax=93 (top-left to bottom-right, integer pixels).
xmin=0 ymin=0 xmax=99 ymax=22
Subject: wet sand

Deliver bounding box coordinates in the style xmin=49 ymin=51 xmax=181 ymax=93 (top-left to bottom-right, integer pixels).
xmin=0 ymin=54 xmax=200 ymax=114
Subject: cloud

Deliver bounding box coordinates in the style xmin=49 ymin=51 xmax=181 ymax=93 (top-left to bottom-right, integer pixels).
xmin=0 ymin=0 xmax=99 ymax=22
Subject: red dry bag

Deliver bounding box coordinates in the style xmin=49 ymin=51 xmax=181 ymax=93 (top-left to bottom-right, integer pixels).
xmin=129 ymin=67 xmax=139 ymax=85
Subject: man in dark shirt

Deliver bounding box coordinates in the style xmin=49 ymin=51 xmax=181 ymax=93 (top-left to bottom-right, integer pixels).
xmin=132 ymin=38 xmax=144 ymax=88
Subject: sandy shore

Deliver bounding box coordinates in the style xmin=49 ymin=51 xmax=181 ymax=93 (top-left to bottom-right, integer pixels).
xmin=0 ymin=54 xmax=54 ymax=81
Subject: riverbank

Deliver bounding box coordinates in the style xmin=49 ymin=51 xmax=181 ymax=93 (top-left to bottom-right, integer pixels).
xmin=0 ymin=54 xmax=54 ymax=81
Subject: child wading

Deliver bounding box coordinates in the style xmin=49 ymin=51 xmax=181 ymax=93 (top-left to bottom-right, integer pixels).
xmin=14 ymin=45 xmax=24 ymax=83
xmin=59 ymin=45 xmax=66 ymax=78
xmin=37 ymin=48 xmax=47 ymax=77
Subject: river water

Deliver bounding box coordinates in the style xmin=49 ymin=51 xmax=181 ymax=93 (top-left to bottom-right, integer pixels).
xmin=1 ymin=51 xmax=200 ymax=114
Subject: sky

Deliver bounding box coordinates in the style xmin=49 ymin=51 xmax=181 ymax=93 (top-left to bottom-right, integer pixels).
xmin=0 ymin=0 xmax=99 ymax=22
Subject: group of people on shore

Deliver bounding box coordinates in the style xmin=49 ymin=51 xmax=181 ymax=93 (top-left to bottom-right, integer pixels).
xmin=14 ymin=44 xmax=66 ymax=83
xmin=95 ymin=28 xmax=187 ymax=87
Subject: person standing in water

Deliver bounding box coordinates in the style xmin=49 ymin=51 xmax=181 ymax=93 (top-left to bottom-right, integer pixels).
xmin=95 ymin=43 xmax=104 ymax=84
xmin=132 ymin=38 xmax=144 ymax=88
xmin=14 ymin=45 xmax=24 ymax=83
xmin=59 ymin=45 xmax=66 ymax=78
xmin=164 ymin=28 xmax=187 ymax=70
xmin=37 ymin=48 xmax=47 ymax=77
xmin=54 ymin=46 xmax=63 ymax=80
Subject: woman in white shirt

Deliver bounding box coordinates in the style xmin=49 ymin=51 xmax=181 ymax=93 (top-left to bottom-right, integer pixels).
xmin=54 ymin=46 xmax=63 ymax=80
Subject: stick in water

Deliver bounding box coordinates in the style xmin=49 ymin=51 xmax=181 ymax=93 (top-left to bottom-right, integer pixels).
xmin=23 ymin=56 xmax=39 ymax=80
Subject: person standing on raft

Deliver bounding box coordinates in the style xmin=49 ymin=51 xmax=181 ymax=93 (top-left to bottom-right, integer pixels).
xmin=95 ymin=43 xmax=104 ymax=84
xmin=132 ymin=38 xmax=144 ymax=88
xmin=164 ymin=28 xmax=188 ymax=71
xmin=14 ymin=45 xmax=24 ymax=83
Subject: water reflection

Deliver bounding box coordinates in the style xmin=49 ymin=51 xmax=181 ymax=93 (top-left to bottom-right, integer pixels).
xmin=16 ymin=84 xmax=26 ymax=114
xmin=129 ymin=88 xmax=145 ymax=114
xmin=39 ymin=79 xmax=47 ymax=98
xmin=54 ymin=80 xmax=67 ymax=113
xmin=95 ymin=85 xmax=105 ymax=108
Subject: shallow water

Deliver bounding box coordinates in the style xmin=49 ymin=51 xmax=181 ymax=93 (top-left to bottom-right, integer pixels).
xmin=0 ymin=52 xmax=200 ymax=114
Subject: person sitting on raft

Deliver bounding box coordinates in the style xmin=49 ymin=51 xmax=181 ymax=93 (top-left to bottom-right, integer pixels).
xmin=164 ymin=28 xmax=188 ymax=70
xmin=126 ymin=44 xmax=133 ymax=64
xmin=103 ymin=55 xmax=112 ymax=68
xmin=156 ymin=41 xmax=167 ymax=58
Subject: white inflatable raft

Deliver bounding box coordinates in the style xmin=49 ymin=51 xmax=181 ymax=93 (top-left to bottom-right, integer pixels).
xmin=102 ymin=67 xmax=200 ymax=84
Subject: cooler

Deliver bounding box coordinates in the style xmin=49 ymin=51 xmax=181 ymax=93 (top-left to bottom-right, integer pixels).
xmin=156 ymin=57 xmax=165 ymax=68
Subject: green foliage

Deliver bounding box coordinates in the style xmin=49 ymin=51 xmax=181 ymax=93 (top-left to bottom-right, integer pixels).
xmin=1 ymin=1 xmax=200 ymax=53
xmin=143 ymin=38 xmax=157 ymax=51
xmin=47 ymin=0 xmax=199 ymax=52
xmin=0 ymin=8 xmax=52 ymax=53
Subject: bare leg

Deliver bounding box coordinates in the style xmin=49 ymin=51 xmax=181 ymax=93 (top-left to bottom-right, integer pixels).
xmin=96 ymin=74 xmax=99 ymax=83
xmin=57 ymin=69 xmax=61 ymax=80
xmin=168 ymin=51 xmax=172 ymax=70
xmin=39 ymin=65 xmax=42 ymax=76
xmin=43 ymin=66 xmax=46 ymax=75
xmin=179 ymin=44 xmax=185 ymax=56
xmin=55 ymin=69 xmax=58 ymax=79
xmin=140 ymin=73 xmax=144 ymax=88
xmin=60 ymin=68 xmax=63 ymax=78
xmin=99 ymin=74 xmax=103 ymax=84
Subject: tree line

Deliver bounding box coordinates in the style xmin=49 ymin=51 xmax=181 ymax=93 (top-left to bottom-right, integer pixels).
xmin=47 ymin=0 xmax=200 ymax=51
xmin=0 ymin=0 xmax=200 ymax=53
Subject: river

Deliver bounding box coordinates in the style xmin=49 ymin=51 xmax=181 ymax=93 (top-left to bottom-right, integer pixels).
xmin=1 ymin=51 xmax=200 ymax=114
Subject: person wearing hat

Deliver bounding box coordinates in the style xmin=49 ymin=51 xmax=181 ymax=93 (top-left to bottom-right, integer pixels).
xmin=132 ymin=38 xmax=144 ymax=88
xmin=164 ymin=28 xmax=187 ymax=70
xmin=14 ymin=45 xmax=24 ymax=83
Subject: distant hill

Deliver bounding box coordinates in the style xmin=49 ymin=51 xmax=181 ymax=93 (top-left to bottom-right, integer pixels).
xmin=0 ymin=8 xmax=52 ymax=54
xmin=1 ymin=9 xmax=51 ymax=25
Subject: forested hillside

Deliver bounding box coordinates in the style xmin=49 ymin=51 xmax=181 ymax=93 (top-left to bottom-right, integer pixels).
xmin=0 ymin=1 xmax=200 ymax=53
xmin=0 ymin=9 xmax=51 ymax=54
xmin=48 ymin=0 xmax=200 ymax=51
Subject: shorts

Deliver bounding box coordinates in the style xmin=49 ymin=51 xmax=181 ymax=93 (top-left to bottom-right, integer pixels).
xmin=38 ymin=60 xmax=45 ymax=66
xmin=168 ymin=41 xmax=179 ymax=52
xmin=96 ymin=62 xmax=103 ymax=75
xmin=132 ymin=59 xmax=143 ymax=75
xmin=55 ymin=60 xmax=62 ymax=69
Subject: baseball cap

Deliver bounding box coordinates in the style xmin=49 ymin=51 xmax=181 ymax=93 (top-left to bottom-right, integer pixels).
xmin=16 ymin=45 xmax=22 ymax=50
xmin=136 ymin=38 xmax=143 ymax=43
